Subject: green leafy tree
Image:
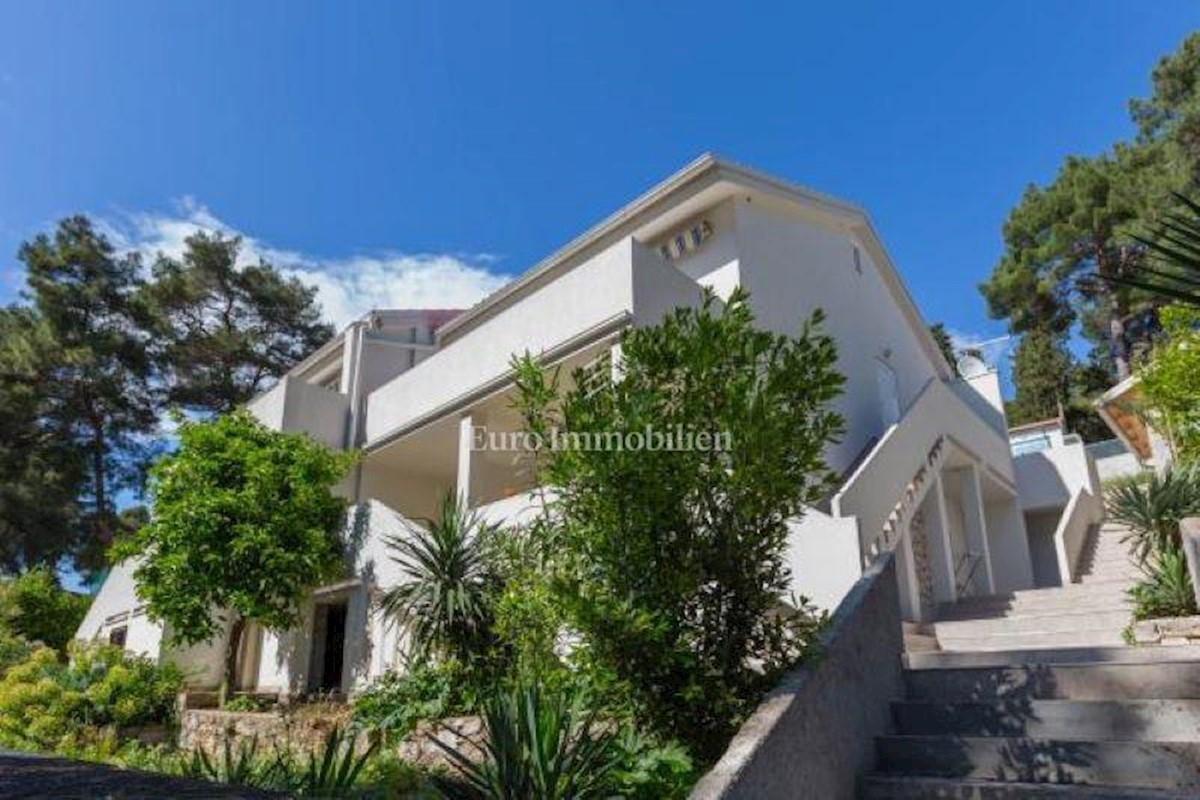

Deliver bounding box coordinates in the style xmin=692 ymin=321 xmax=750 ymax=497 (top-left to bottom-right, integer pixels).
xmin=142 ymin=231 xmax=333 ymax=415
xmin=1132 ymin=32 xmax=1200 ymax=184
xmin=0 ymin=307 xmax=86 ymax=571
xmin=1006 ymin=327 xmax=1072 ymax=426
xmin=1139 ymin=304 xmax=1200 ymax=460
xmin=929 ymin=323 xmax=959 ymax=376
xmin=18 ymin=217 xmax=157 ymax=562
xmin=512 ymin=289 xmax=842 ymax=759
xmin=0 ymin=569 xmax=90 ymax=653
xmin=981 ymin=147 xmax=1172 ymax=379
xmin=112 ymin=411 xmax=354 ymax=691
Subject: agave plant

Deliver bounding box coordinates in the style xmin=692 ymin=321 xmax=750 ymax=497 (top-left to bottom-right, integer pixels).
xmin=181 ymin=734 xmax=288 ymax=788
xmin=292 ymin=725 xmax=379 ymax=796
xmin=433 ymin=684 xmax=622 ymax=800
xmin=380 ymin=491 xmax=501 ymax=662
xmin=1130 ymin=547 xmax=1200 ymax=621
xmin=1104 ymin=468 xmax=1200 ymax=564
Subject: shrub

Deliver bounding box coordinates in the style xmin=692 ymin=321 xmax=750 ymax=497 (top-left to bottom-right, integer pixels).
xmin=434 ymin=683 xmax=623 ymax=800
xmin=1105 ymin=468 xmax=1200 ymax=564
xmin=1130 ymin=548 xmax=1200 ymax=621
xmin=352 ymin=658 xmax=477 ymax=743
xmin=510 ymin=289 xmax=842 ymax=759
xmin=1139 ymin=305 xmax=1200 ymax=461
xmin=0 ymin=568 xmax=91 ymax=653
xmin=0 ymin=642 xmax=182 ymax=751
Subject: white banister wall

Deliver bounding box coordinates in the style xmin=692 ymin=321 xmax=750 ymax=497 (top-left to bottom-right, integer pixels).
xmin=1054 ymin=487 xmax=1105 ymax=584
xmin=246 ymin=375 xmax=351 ymax=450
xmin=785 ymin=510 xmax=862 ymax=612
xmin=365 ymin=239 xmax=703 ymax=443
xmin=474 ymin=490 xmax=548 ymax=529
xmin=832 ymin=377 xmax=1015 ymax=562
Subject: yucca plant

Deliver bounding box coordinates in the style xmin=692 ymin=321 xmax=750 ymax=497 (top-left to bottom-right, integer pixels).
xmin=433 ymin=684 xmax=622 ymax=800
xmin=292 ymin=725 xmax=379 ymax=796
xmin=1104 ymin=468 xmax=1200 ymax=564
xmin=1130 ymin=547 xmax=1200 ymax=621
xmin=380 ymin=491 xmax=501 ymax=661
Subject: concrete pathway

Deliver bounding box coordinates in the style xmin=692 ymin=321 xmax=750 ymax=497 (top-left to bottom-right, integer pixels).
xmin=0 ymin=748 xmax=280 ymax=799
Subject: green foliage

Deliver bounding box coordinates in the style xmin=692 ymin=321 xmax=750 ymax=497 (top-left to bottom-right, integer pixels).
xmin=352 ymin=659 xmax=477 ymax=743
xmin=1007 ymin=328 xmax=1072 ymax=425
xmin=1105 ymin=468 xmax=1200 ymax=563
xmin=1132 ymin=33 xmax=1200 ymax=184
xmin=0 ymin=631 xmax=33 ymax=677
xmin=114 ymin=410 xmax=353 ymax=646
xmin=1130 ymin=547 xmax=1200 ymax=621
xmin=928 ymin=323 xmax=959 ymax=376
xmin=0 ymin=307 xmax=87 ymax=571
xmin=511 ymin=288 xmax=841 ymax=760
xmin=142 ymin=230 xmax=333 ymax=415
xmin=433 ymin=683 xmax=623 ymax=800
xmin=1139 ymin=305 xmax=1200 ymax=460
xmin=0 ymin=568 xmax=91 ymax=653
xmin=221 ymin=694 xmax=272 ymax=713
xmin=18 ymin=216 xmax=158 ymax=565
xmin=609 ymin=728 xmax=695 ymax=800
xmin=380 ymin=493 xmax=501 ymax=664
xmin=0 ymin=642 xmax=182 ymax=752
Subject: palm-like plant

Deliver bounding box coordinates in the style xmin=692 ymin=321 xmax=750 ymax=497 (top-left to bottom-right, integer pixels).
xmin=1105 ymin=468 xmax=1200 ymax=564
xmin=1130 ymin=547 xmax=1200 ymax=620
xmin=1098 ymin=192 xmax=1200 ymax=307
xmin=380 ymin=491 xmax=500 ymax=661
xmin=433 ymin=684 xmax=622 ymax=800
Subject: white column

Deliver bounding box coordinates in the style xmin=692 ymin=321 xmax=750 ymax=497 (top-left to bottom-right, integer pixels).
xmin=457 ymin=412 xmax=474 ymax=505
xmin=928 ymin=474 xmax=958 ymax=605
xmin=962 ymin=464 xmax=995 ymax=594
xmin=610 ymin=341 xmax=624 ymax=383
xmin=897 ymin=524 xmax=923 ymax=621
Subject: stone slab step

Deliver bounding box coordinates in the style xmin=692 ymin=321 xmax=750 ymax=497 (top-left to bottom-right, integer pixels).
xmin=860 ymin=775 xmax=1198 ymax=799
xmin=935 ymin=610 xmax=1131 ymax=637
xmin=905 ymin=644 xmax=1200 ymax=670
xmin=892 ymin=699 xmax=1200 ymax=741
xmin=874 ymin=735 xmax=1200 ymax=789
xmin=937 ymin=601 xmax=1132 ymax=625
xmin=934 ymin=630 xmax=1128 ymax=652
xmin=905 ymin=662 xmax=1200 ymax=703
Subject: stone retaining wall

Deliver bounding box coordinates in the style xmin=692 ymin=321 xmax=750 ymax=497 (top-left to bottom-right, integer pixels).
xmin=179 ymin=705 xmax=355 ymax=756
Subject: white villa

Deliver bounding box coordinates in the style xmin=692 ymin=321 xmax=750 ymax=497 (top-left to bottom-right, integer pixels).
xmin=76 ymin=155 xmax=1116 ymax=697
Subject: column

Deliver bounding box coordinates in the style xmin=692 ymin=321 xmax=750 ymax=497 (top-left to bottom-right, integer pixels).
xmin=457 ymin=412 xmax=474 ymax=505
xmin=961 ymin=464 xmax=996 ymax=594
xmin=927 ymin=474 xmax=958 ymax=605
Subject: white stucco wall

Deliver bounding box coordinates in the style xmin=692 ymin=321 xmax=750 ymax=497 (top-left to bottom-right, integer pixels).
xmin=786 ymin=511 xmax=863 ymax=612
xmin=732 ymin=198 xmax=943 ymax=476
xmin=1013 ymin=436 xmax=1100 ymax=513
xmin=74 ymin=560 xmax=164 ymax=660
xmin=247 ymin=375 xmax=350 ymax=449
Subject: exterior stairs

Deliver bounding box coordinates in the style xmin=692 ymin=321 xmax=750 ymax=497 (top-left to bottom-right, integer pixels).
xmin=934 ymin=523 xmax=1140 ymax=652
xmin=860 ymin=524 xmax=1200 ymax=797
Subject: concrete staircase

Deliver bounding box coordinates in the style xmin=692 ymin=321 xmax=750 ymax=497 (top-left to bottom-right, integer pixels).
xmin=934 ymin=523 xmax=1140 ymax=652
xmin=859 ymin=524 xmax=1200 ymax=797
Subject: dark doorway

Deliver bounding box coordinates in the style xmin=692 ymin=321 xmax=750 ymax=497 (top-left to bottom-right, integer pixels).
xmin=314 ymin=602 xmax=348 ymax=693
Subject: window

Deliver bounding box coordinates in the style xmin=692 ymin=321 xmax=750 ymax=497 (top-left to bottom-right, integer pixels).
xmin=108 ymin=626 xmax=128 ymax=649
xmin=852 ymin=245 xmax=863 ymax=275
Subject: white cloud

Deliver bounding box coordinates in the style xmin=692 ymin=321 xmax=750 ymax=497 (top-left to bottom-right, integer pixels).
xmin=100 ymin=197 xmax=510 ymax=328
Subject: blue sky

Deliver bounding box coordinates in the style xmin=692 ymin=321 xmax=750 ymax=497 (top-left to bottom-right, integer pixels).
xmin=0 ymin=2 xmax=1197 ymax=371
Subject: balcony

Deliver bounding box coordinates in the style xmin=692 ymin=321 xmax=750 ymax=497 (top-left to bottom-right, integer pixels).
xmin=246 ymin=375 xmax=350 ymax=450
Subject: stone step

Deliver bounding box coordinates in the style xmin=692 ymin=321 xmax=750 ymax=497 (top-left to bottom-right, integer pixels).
xmin=874 ymin=735 xmax=1200 ymax=789
xmin=904 ymin=662 xmax=1200 ymax=702
xmin=942 ymin=581 xmax=1137 ymax=614
xmin=860 ymin=775 xmax=1198 ymax=799
xmin=938 ymin=599 xmax=1132 ymax=624
xmin=935 ymin=610 xmax=1131 ymax=637
xmin=892 ymin=699 xmax=1200 ymax=741
xmin=904 ymin=644 xmax=1200 ymax=670
xmin=934 ymin=629 xmax=1128 ymax=652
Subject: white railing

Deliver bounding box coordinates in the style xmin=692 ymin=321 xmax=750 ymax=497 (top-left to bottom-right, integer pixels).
xmin=832 ymin=377 xmax=1014 ymax=566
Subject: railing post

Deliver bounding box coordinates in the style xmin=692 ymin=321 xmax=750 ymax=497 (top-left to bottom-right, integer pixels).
xmin=1181 ymin=518 xmax=1200 ymax=610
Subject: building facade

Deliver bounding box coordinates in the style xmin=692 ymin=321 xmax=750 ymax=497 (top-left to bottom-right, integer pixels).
xmin=78 ymin=155 xmax=1070 ymax=696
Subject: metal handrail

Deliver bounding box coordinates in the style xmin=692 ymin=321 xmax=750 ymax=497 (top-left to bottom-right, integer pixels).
xmin=954 ymin=550 xmax=984 ymax=596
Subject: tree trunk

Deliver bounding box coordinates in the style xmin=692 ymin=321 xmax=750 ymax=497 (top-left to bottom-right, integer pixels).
xmin=1110 ymin=312 xmax=1131 ymax=380
xmin=89 ymin=420 xmax=110 ymax=544
xmin=222 ymin=615 xmax=246 ymax=703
